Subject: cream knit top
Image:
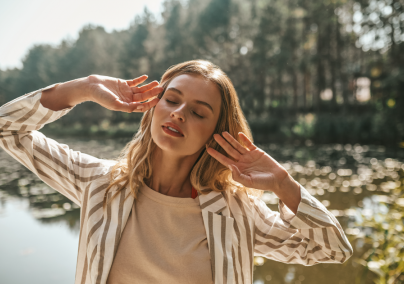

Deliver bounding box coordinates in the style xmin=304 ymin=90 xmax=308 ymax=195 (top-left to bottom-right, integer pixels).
xmin=107 ymin=183 xmax=213 ymax=283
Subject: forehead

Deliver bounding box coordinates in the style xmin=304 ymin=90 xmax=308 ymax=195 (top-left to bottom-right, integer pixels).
xmin=166 ymin=74 xmax=222 ymax=110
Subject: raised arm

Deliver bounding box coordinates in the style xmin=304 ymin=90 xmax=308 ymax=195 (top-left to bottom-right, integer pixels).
xmin=0 ymin=75 xmax=163 ymax=206
xmin=206 ymin=130 xmax=353 ymax=265
xmin=251 ymin=185 xmax=353 ymax=265
xmin=40 ymin=74 xmax=162 ymax=112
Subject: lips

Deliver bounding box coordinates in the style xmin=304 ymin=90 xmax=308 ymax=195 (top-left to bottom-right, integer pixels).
xmin=161 ymin=122 xmax=184 ymax=137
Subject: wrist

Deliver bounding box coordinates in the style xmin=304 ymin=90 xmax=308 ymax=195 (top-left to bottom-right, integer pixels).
xmin=65 ymin=76 xmax=93 ymax=104
xmin=272 ymin=173 xmax=300 ymax=199
xmin=279 ymin=173 xmax=299 ymax=190
xmin=40 ymin=77 xmax=91 ymax=111
xmin=269 ymin=168 xmax=293 ymax=194
xmin=273 ymin=174 xmax=301 ymax=215
xmin=86 ymin=75 xmax=100 ymax=103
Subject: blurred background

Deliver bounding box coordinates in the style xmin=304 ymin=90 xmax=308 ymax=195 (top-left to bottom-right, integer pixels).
xmin=0 ymin=0 xmax=403 ymax=283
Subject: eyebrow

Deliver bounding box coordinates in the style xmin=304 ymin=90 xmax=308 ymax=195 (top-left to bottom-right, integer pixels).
xmin=165 ymin=87 xmax=214 ymax=113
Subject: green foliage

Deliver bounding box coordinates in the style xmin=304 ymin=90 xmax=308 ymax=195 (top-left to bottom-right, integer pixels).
xmin=292 ymin=113 xmax=316 ymax=138
xmin=0 ymin=0 xmax=403 ymax=145
xmin=355 ymin=179 xmax=404 ymax=283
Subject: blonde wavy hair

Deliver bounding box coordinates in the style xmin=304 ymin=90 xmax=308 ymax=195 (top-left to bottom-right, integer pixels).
xmin=103 ymin=60 xmax=263 ymax=208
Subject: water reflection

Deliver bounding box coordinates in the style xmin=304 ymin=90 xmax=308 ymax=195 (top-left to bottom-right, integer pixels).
xmin=253 ymin=142 xmax=403 ymax=284
xmin=0 ymin=138 xmax=126 ymax=233
xmin=0 ymin=138 xmax=403 ymax=284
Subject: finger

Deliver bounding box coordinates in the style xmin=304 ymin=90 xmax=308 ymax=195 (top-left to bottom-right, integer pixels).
xmin=213 ymin=133 xmax=242 ymax=161
xmin=131 ymin=97 xmax=160 ymax=112
xmin=206 ymin=147 xmax=235 ymax=167
xmin=126 ymin=75 xmax=148 ymax=87
xmin=238 ymin=132 xmax=257 ymax=151
xmin=132 ymin=87 xmax=163 ymax=103
xmin=222 ymin=131 xmax=249 ymax=154
xmin=111 ymin=100 xmax=138 ymax=113
xmin=131 ymin=81 xmax=159 ymax=94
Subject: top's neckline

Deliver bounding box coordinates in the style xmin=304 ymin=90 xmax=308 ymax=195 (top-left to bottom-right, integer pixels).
xmin=139 ymin=183 xmax=199 ymax=207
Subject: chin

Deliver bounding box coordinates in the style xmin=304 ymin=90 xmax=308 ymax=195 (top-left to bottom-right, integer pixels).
xmin=151 ymin=132 xmax=184 ymax=153
xmin=152 ymin=134 xmax=204 ymax=158
xmin=155 ymin=139 xmax=181 ymax=153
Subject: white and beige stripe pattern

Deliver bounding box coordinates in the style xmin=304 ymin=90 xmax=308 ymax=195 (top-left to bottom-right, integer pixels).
xmin=0 ymin=85 xmax=353 ymax=284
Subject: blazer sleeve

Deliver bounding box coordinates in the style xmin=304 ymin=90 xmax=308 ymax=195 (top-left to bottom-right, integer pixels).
xmin=0 ymin=84 xmax=114 ymax=206
xmin=251 ymin=184 xmax=353 ymax=265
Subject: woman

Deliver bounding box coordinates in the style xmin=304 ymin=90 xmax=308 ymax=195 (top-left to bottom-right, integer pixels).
xmin=0 ymin=60 xmax=353 ymax=284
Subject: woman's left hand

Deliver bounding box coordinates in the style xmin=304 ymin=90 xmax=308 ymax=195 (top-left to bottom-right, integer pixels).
xmin=206 ymin=132 xmax=292 ymax=193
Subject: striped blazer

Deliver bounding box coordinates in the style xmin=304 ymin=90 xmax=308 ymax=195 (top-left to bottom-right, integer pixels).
xmin=0 ymin=85 xmax=353 ymax=284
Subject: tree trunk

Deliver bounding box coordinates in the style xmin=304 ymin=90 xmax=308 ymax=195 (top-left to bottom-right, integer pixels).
xmin=292 ymin=69 xmax=298 ymax=112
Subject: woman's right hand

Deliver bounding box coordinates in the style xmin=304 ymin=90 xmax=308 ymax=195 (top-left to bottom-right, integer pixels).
xmin=41 ymin=74 xmax=163 ymax=112
xmin=88 ymin=74 xmax=163 ymax=113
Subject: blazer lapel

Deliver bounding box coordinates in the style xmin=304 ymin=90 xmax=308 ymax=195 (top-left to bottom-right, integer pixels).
xmin=199 ymin=190 xmax=235 ymax=284
xmin=90 ymin=188 xmax=135 ymax=284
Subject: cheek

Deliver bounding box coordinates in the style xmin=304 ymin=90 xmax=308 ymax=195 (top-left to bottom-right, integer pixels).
xmin=151 ymin=103 xmax=168 ymax=126
xmin=150 ymin=106 xmax=162 ymax=137
xmin=188 ymin=120 xmax=216 ymax=145
xmin=153 ymin=102 xmax=165 ymax=117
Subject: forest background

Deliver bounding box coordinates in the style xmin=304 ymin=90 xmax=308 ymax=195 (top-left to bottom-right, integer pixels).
xmin=1 ymin=0 xmax=403 ymax=146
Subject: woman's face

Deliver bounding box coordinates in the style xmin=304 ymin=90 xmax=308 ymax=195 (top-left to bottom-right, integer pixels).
xmin=151 ymin=74 xmax=222 ymax=157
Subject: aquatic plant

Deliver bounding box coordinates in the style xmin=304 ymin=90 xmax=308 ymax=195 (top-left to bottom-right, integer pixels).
xmin=355 ymin=177 xmax=404 ymax=284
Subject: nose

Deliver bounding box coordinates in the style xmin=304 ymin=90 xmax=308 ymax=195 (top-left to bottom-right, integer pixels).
xmin=170 ymin=106 xmax=185 ymax=122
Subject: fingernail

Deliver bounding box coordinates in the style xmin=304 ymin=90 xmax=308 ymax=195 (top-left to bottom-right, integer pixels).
xmin=137 ymin=105 xmax=144 ymax=110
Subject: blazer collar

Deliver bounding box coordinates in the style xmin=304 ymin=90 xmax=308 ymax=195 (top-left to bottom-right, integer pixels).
xmin=198 ymin=189 xmax=229 ymax=216
xmin=197 ymin=188 xmax=235 ymax=284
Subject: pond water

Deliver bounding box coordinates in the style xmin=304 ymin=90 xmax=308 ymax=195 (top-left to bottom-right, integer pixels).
xmin=0 ymin=137 xmax=403 ymax=284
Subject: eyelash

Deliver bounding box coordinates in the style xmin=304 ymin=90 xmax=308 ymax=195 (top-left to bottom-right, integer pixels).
xmin=166 ymin=100 xmax=204 ymax=118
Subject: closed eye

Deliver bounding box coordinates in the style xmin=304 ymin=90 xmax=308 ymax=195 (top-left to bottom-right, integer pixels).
xmin=193 ymin=111 xmax=203 ymax=118
xmin=166 ymin=99 xmax=204 ymax=118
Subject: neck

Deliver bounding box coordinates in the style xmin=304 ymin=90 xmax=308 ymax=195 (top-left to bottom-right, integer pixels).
xmin=145 ymin=146 xmax=203 ymax=198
